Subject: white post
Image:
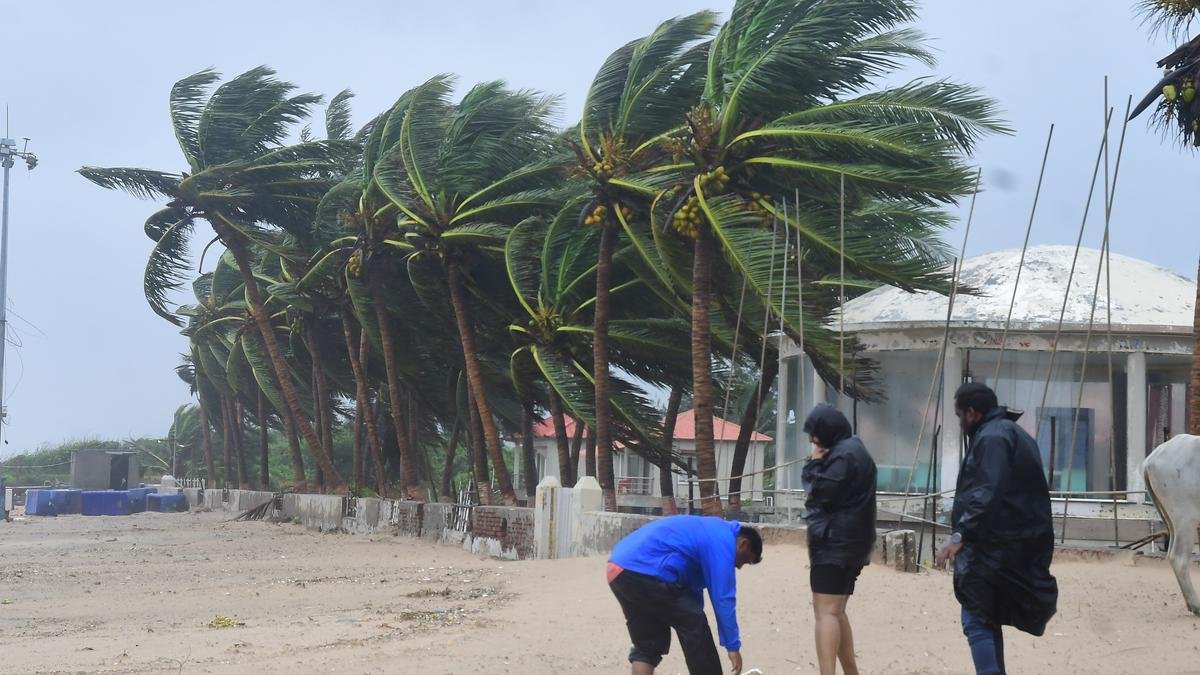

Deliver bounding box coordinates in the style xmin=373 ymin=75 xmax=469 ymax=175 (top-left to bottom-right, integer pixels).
xmin=1125 ymin=352 xmax=1147 ymax=503
xmin=939 ymin=344 xmax=963 ymax=502
xmin=534 ymin=476 xmax=561 ymax=560
xmin=811 ymin=357 xmax=827 ymax=407
xmin=776 ymin=357 xmax=790 ymax=518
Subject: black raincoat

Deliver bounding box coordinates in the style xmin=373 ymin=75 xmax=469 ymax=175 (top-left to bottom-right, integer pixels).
xmin=952 ymin=406 xmax=1058 ymax=636
xmin=801 ymin=405 xmax=877 ymax=567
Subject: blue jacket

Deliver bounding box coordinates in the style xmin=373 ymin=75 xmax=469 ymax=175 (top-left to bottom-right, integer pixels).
xmin=609 ymin=515 xmax=742 ymax=650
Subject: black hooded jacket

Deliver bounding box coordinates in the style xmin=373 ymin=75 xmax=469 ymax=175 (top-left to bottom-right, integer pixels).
xmin=801 ymin=405 xmax=877 ymax=567
xmin=951 ymin=406 xmax=1058 ymax=636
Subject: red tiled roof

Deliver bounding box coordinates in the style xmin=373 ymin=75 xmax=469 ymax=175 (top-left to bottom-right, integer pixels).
xmin=673 ymin=409 xmax=772 ymax=442
xmin=531 ymin=409 xmax=771 ymax=442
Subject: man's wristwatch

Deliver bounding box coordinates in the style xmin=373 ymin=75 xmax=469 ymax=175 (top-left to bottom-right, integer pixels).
xmin=950 ymin=531 xmax=963 ymax=545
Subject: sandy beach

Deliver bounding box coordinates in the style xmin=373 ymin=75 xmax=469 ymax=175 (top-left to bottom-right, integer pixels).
xmin=1 ymin=510 xmax=1197 ymax=674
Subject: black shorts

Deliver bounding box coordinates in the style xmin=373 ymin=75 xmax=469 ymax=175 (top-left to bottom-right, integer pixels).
xmin=609 ymin=568 xmax=723 ymax=674
xmin=810 ymin=564 xmax=862 ymax=595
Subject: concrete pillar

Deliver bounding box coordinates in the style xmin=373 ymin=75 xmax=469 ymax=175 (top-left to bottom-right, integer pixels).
xmin=811 ymin=357 xmax=827 ymax=407
xmin=1126 ymin=351 xmax=1147 ymax=503
xmin=939 ymin=344 xmax=963 ymax=497
xmin=534 ymin=476 xmax=561 ymax=559
xmin=574 ymin=476 xmax=602 ymax=512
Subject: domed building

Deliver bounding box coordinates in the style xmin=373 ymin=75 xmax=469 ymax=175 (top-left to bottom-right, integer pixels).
xmin=776 ymin=245 xmax=1194 ymax=512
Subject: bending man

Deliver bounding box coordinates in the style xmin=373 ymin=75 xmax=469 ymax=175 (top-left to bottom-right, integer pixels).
xmin=608 ymin=514 xmax=763 ymax=674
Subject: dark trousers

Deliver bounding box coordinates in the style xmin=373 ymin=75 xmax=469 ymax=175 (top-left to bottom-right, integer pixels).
xmin=961 ymin=607 xmax=1005 ymax=674
xmin=610 ymin=569 xmax=722 ymax=674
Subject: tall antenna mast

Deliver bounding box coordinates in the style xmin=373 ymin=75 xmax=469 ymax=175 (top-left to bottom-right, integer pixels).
xmin=0 ymin=114 xmax=39 ymax=445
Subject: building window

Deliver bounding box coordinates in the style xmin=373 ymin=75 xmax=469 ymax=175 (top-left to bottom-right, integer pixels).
xmin=1036 ymin=407 xmax=1092 ymax=492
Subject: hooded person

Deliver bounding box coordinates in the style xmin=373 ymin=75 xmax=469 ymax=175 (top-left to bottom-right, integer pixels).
xmin=801 ymin=404 xmax=877 ymax=675
xmin=936 ymin=382 xmax=1058 ymax=675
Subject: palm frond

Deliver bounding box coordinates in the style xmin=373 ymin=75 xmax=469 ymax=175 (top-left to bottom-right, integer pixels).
xmin=504 ymin=217 xmax=546 ymax=317
xmin=143 ymin=217 xmax=195 ymax=326
xmin=77 ymin=167 xmax=182 ymax=200
xmin=170 ymin=68 xmax=220 ymax=172
xmin=326 ymin=89 xmax=355 ymax=141
xmin=777 ymin=79 xmax=1010 ymax=153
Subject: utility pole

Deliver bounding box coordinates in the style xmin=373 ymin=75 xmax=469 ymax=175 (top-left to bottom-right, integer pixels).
xmin=0 ymin=135 xmax=39 ymax=446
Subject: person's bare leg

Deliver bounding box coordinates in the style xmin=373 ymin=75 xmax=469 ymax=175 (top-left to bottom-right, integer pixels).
xmin=631 ymin=662 xmax=654 ymax=675
xmin=837 ymin=607 xmax=859 ymax=675
xmin=813 ymin=593 xmax=844 ymax=675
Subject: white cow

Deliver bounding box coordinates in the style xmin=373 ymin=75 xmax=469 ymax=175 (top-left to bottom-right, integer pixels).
xmin=1143 ymin=434 xmax=1200 ymax=616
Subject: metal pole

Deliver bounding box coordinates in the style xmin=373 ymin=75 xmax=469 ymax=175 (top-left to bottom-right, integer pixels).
xmin=0 ymin=134 xmax=37 ymax=449
xmin=0 ymin=153 xmax=12 ymax=447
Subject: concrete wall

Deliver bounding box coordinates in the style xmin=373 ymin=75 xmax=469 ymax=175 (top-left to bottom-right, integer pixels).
xmin=70 ymin=450 xmax=140 ymax=491
xmin=575 ymin=511 xmax=655 ymax=557
xmin=422 ymin=503 xmax=452 ymax=542
xmin=178 ymin=487 xmax=921 ymax=571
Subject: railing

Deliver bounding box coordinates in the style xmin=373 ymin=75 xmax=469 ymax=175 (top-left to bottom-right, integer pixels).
xmin=616 ymin=476 xmax=654 ymax=496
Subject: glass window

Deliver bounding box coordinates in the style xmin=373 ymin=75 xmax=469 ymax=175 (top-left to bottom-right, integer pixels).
xmin=968 ymin=349 xmax=1119 ymax=493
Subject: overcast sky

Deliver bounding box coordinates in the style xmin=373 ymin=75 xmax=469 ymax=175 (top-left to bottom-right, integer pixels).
xmin=0 ymin=0 xmax=1193 ymax=455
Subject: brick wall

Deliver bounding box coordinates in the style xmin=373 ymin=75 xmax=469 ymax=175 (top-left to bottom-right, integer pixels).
xmin=471 ymin=506 xmax=535 ymax=560
xmin=390 ymin=500 xmax=423 ymax=537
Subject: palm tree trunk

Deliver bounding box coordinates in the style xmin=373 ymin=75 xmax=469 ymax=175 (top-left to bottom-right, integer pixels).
xmin=367 ymin=273 xmax=425 ymax=500
xmin=409 ymin=392 xmax=431 ymax=496
xmin=283 ymin=409 xmax=307 ymax=489
xmin=692 ymin=227 xmax=723 ymax=516
xmin=277 ymin=401 xmax=307 ymax=489
xmin=593 ymin=224 xmax=619 ymax=511
xmin=548 ymin=393 xmax=575 ymax=486
xmin=220 ymin=395 xmax=233 ymax=487
xmin=352 ymin=397 xmax=364 ymax=488
xmin=728 ymin=357 xmax=778 ymax=511
xmin=466 ymin=392 xmax=493 ymax=505
xmin=412 ymin=394 xmax=439 ymax=502
xmin=446 ymin=264 xmax=517 ymax=505
xmin=522 ymin=408 xmax=538 ymax=501
xmin=234 ymin=400 xmax=250 ymax=489
xmin=200 ymin=403 xmax=216 ymax=488
xmin=585 ymin=429 xmax=597 ymax=478
xmin=219 ymin=229 xmax=345 ymax=491
xmin=660 ymin=386 xmax=683 ymax=515
xmin=308 ymin=324 xmax=336 ymax=488
xmin=440 ymin=414 xmax=461 ymax=503
xmin=257 ymin=391 xmax=269 ymax=489
xmin=570 ymin=416 xmax=585 ymax=479
xmin=1190 ymin=256 xmax=1200 ymax=434
xmin=346 ymin=316 xmax=389 ymax=495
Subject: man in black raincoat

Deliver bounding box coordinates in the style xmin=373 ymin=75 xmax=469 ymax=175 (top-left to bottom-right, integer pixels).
xmin=936 ymin=382 xmax=1058 ymax=675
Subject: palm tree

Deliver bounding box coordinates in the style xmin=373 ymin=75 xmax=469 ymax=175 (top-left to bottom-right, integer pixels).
xmin=574 ymin=11 xmax=717 ymax=510
xmin=1131 ymin=0 xmax=1200 ymax=432
xmin=614 ymin=0 xmax=1005 ymax=514
xmin=505 ymin=207 xmax=690 ymax=491
xmin=80 ymin=67 xmax=354 ymax=491
xmin=370 ymin=76 xmax=564 ymax=505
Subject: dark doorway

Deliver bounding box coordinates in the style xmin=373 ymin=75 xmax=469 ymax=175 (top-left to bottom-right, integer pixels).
xmin=109 ymin=455 xmax=130 ymax=490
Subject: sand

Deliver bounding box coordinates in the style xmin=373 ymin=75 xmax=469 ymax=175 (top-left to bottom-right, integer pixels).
xmin=1 ymin=510 xmax=1197 ymax=674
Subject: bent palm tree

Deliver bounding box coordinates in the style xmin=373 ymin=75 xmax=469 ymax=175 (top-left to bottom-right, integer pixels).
xmin=616 ymin=0 xmax=1005 ymax=514
xmin=80 ymin=67 xmax=354 ymax=491
xmin=575 ymin=11 xmax=717 ymax=510
xmin=371 ymin=76 xmax=564 ymax=505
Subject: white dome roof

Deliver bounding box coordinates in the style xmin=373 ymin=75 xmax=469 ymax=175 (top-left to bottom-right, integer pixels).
xmin=838 ymin=245 xmax=1194 ymax=331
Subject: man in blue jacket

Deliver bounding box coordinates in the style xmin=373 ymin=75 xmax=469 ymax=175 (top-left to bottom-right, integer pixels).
xmin=608 ymin=515 xmax=763 ymax=674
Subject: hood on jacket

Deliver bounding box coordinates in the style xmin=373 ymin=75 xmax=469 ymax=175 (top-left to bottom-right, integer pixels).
xmin=802 ymin=404 xmax=852 ymax=449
